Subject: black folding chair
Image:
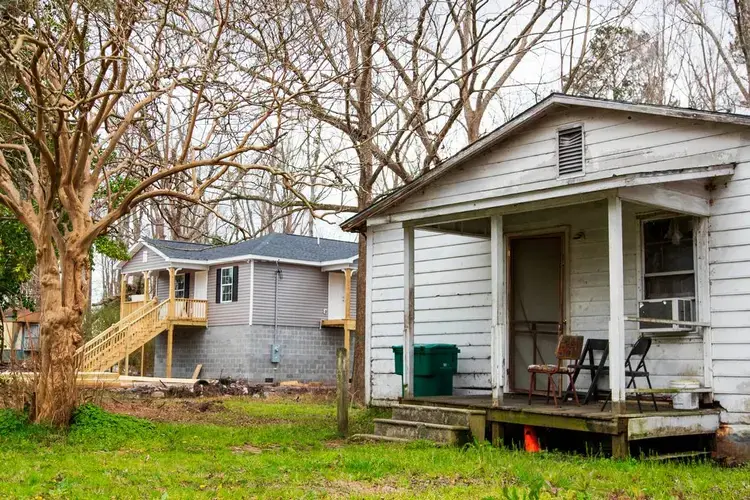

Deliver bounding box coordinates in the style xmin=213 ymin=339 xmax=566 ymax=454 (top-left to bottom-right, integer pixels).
xmin=601 ymin=337 xmax=658 ymax=412
xmin=565 ymin=338 xmax=609 ymax=404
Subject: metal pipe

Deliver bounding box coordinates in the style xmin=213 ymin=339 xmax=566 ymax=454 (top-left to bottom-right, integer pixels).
xmin=273 ymin=261 xmax=282 ymax=347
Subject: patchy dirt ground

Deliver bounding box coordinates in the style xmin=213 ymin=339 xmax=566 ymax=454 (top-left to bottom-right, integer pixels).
xmin=98 ymin=390 xmax=337 ymax=425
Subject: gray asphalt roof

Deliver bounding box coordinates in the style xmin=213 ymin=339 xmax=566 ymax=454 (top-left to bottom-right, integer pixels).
xmin=143 ymin=233 xmax=358 ymax=264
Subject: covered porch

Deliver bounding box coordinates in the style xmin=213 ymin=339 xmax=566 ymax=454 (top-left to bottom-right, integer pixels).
xmin=392 ymin=179 xmax=720 ymax=454
xmin=118 ymin=265 xmax=209 ymax=377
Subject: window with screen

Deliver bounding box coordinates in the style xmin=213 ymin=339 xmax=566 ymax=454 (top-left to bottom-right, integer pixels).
xmin=639 ymin=216 xmax=696 ymax=331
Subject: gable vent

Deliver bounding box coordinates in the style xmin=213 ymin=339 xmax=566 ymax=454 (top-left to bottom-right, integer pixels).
xmin=557 ymin=126 xmax=584 ymax=176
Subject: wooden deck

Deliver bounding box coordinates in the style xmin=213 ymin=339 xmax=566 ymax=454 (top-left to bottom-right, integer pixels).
xmin=402 ymin=394 xmax=720 ymax=458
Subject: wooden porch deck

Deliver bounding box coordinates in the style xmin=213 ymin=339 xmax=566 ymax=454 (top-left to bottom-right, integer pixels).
xmin=402 ymin=394 xmax=720 ymax=458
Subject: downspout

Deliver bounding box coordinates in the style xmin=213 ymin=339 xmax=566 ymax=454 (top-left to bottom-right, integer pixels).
xmin=274 ymin=260 xmax=281 ymax=345
xmin=271 ymin=261 xmax=283 ymax=370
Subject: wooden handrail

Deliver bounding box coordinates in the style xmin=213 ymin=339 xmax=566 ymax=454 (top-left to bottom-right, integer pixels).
xmin=76 ymin=297 xmax=209 ymax=373
xmin=76 ymin=299 xmax=168 ymax=372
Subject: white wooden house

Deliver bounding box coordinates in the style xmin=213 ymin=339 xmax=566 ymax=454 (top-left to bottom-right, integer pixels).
xmin=343 ymin=94 xmax=750 ymax=459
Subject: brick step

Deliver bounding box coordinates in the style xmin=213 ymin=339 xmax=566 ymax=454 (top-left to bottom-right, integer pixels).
xmin=373 ymin=418 xmax=471 ymax=445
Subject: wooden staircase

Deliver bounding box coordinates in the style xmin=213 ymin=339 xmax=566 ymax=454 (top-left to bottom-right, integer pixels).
xmin=76 ymin=299 xmax=170 ymax=372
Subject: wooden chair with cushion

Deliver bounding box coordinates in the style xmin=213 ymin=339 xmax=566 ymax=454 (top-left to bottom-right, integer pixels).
xmin=528 ymin=335 xmax=584 ymax=407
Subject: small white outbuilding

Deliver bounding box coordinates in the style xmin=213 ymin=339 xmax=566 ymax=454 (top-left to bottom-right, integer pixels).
xmin=343 ymin=94 xmax=750 ymax=459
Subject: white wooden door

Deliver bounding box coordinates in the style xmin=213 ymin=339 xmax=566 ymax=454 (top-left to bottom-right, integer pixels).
xmin=194 ymin=271 xmax=208 ymax=300
xmin=328 ymin=272 xmax=345 ymax=319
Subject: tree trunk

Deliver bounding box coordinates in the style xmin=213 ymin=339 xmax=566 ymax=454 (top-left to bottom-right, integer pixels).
xmin=351 ymin=233 xmax=367 ymax=404
xmin=34 ymin=243 xmax=86 ymax=426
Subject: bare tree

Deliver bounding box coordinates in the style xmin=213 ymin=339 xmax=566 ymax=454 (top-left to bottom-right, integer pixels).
xmin=0 ymin=0 xmax=305 ymax=424
xmin=679 ymin=0 xmax=750 ymax=106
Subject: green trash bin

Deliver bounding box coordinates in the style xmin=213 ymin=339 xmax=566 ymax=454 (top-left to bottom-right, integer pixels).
xmin=392 ymin=344 xmax=460 ymax=397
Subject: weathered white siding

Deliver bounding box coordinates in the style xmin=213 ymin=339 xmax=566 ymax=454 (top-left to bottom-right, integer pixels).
xmin=369 ymin=226 xmax=492 ymax=402
xmin=394 ymin=109 xmax=746 ymax=215
xmin=369 ymin=201 xmax=706 ymax=404
xmin=121 ymin=247 xmax=167 ymax=273
xmin=710 ymin=148 xmax=750 ymax=425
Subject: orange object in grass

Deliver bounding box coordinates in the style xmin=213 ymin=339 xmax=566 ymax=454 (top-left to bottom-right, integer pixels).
xmin=524 ymin=425 xmax=541 ymax=452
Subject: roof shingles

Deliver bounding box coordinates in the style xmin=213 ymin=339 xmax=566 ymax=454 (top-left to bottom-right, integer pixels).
xmin=142 ymin=233 xmax=357 ymax=264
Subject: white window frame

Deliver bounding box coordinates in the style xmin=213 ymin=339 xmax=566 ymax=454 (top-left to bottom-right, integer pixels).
xmin=220 ymin=267 xmax=233 ymax=303
xmin=636 ymin=214 xmax=698 ymax=336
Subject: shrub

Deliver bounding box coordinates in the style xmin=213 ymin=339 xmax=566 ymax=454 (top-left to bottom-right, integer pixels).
xmin=0 ymin=408 xmax=28 ymax=434
xmin=69 ymin=403 xmax=155 ymax=447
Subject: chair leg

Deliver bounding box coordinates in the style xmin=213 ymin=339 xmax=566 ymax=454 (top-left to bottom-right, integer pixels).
xmin=645 ymin=373 xmax=658 ymax=411
xmin=528 ymin=373 xmax=535 ymax=405
xmin=569 ymin=374 xmax=580 ymax=406
xmin=550 ymin=375 xmax=559 ymax=407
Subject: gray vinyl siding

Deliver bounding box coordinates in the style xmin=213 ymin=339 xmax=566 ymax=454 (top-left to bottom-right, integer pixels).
xmin=121 ymin=247 xmax=168 ymax=273
xmin=253 ymin=262 xmax=328 ymax=328
xmin=208 ymin=263 xmax=251 ymax=326
xmin=155 ymin=270 xmax=193 ymax=300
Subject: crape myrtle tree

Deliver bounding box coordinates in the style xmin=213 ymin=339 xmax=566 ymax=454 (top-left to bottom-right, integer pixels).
xmin=0 ymin=0 xmax=306 ymax=425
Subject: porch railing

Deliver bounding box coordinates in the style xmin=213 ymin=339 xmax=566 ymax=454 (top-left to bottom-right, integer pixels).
xmin=121 ymin=300 xmax=146 ymax=318
xmin=174 ymin=298 xmax=208 ymax=321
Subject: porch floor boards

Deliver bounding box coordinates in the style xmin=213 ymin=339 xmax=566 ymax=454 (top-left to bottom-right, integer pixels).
xmin=401 ymin=394 xmax=720 ymax=441
xmin=401 ymin=394 xmax=712 ymax=420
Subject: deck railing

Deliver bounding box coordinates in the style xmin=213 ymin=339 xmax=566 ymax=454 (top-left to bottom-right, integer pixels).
xmin=76 ymin=299 xmax=167 ymax=372
xmin=121 ymin=300 xmax=146 ymax=318
xmin=174 ymin=298 xmax=208 ymax=320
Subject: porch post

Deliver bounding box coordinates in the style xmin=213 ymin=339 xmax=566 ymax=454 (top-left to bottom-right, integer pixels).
xmin=168 ymin=267 xmax=176 ymax=319
xmin=343 ymin=268 xmax=353 ymax=353
xmin=607 ymin=196 xmax=626 ymax=412
xmin=119 ymin=274 xmax=127 ymax=318
xmin=142 ymin=271 xmax=150 ymax=301
xmin=403 ymin=225 xmax=415 ymax=398
xmin=490 ymin=215 xmax=506 ymax=406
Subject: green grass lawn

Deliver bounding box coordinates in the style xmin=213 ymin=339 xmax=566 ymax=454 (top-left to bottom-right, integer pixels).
xmin=1 ymin=396 xmax=749 ymax=499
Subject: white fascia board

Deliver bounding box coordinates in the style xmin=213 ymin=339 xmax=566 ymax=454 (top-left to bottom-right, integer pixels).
xmin=170 ymin=254 xmax=327 ymax=268
xmin=321 ymin=263 xmax=359 ymax=272
xmin=368 ymin=164 xmax=735 ymax=226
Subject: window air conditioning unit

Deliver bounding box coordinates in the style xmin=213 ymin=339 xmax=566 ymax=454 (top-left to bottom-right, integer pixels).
xmin=638 ymin=298 xmax=695 ymax=333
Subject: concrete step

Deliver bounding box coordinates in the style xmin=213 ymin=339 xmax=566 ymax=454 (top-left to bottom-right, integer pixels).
xmin=391 ymin=405 xmax=487 ymax=441
xmin=392 ymin=404 xmax=484 ymax=426
xmin=348 ymin=433 xmax=412 ymax=444
xmin=373 ymin=418 xmax=471 ymax=445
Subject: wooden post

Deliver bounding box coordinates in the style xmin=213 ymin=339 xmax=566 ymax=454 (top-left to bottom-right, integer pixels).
xmin=120 ymin=274 xmax=127 ymax=318
xmin=142 ymin=271 xmax=150 ymax=301
xmin=491 ymin=422 xmax=504 ymax=447
xmin=140 ymin=344 xmax=146 ymax=376
xmin=490 ymin=214 xmax=506 ymax=406
xmin=336 ymin=347 xmax=349 ymax=436
xmin=343 ymin=269 xmax=353 ymax=353
xmin=611 ymin=432 xmax=629 ymax=459
xmin=402 ymin=225 xmax=415 ymax=398
xmin=607 ymin=196 xmax=626 ymax=413
xmin=124 ymin=338 xmax=129 ymax=375
xmin=168 ymin=267 xmax=176 ymax=319
xmin=166 ymin=324 xmax=174 ymax=378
